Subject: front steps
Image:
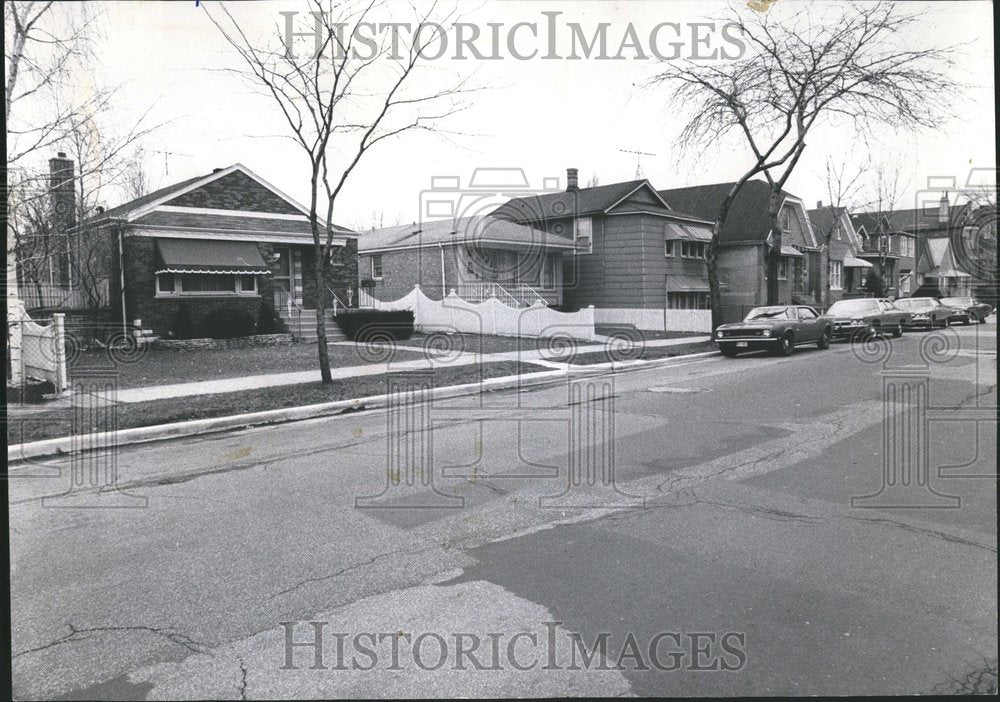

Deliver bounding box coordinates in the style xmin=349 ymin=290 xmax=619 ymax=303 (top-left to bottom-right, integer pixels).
xmin=277 ymin=307 xmax=348 ymax=343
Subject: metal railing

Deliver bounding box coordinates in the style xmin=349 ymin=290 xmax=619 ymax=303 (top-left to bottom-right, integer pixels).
xmin=326 ymin=286 xmax=350 ymax=316
xmin=273 ymin=288 xmax=304 ymax=340
xmin=457 ymin=282 xmax=549 ymax=307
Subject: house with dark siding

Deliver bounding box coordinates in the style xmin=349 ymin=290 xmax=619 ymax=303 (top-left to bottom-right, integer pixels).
xmin=489 ymin=169 xmax=716 ymax=331
xmin=656 ymin=180 xmax=821 ymax=322
xmin=806 ymin=205 xmax=874 ymax=303
xmin=65 ymin=162 xmax=357 ymax=339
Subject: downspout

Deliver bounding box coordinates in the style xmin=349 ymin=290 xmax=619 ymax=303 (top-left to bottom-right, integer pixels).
xmin=117 ymin=224 xmax=127 ymax=336
xmin=438 ymin=243 xmax=446 ymax=298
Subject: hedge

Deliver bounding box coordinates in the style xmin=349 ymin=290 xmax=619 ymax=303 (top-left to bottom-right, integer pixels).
xmin=335 ymin=309 xmax=415 ymax=342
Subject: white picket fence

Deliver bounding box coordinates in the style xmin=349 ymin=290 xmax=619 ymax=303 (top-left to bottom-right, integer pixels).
xmin=365 ymin=285 xmax=598 ymax=341
xmin=593 ymin=307 xmax=712 ymax=333
xmin=7 ymin=301 xmax=68 ymax=391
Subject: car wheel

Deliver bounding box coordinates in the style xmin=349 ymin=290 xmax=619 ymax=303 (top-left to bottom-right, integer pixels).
xmin=962 ymin=315 xmax=971 ymax=326
xmin=719 ymin=344 xmax=739 ymax=358
xmin=817 ymin=329 xmax=831 ymax=349
xmin=892 ymin=323 xmax=903 ymax=338
xmin=777 ymin=332 xmax=794 ymax=356
xmin=943 ymin=317 xmax=952 ymax=328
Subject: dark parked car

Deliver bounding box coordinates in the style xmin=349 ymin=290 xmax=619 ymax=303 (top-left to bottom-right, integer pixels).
xmin=939 ymin=296 xmax=993 ymax=324
xmin=715 ymin=305 xmax=833 ymax=357
xmin=894 ymin=297 xmax=959 ymax=328
xmin=824 ymin=298 xmax=910 ymax=339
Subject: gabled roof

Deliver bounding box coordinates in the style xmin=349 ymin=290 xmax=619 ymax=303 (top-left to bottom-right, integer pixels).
xmin=657 ymin=180 xmax=796 ymax=243
xmin=79 ymin=163 xmax=352 ymax=234
xmin=919 ymin=237 xmax=972 ymax=277
xmin=850 ymin=205 xmax=967 ymax=235
xmin=491 ymin=180 xmax=679 ymax=222
xmin=358 ymin=215 xmax=579 ymax=253
xmin=806 ymin=206 xmax=847 ymax=235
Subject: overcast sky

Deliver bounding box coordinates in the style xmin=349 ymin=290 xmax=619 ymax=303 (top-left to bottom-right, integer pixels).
xmin=28 ymin=0 xmax=997 ymax=229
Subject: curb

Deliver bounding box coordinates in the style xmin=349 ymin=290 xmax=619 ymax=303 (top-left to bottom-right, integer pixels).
xmin=7 ymin=350 xmax=719 ymax=464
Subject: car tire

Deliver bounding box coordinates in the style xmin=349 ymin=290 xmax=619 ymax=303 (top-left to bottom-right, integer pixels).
xmin=777 ymin=332 xmax=794 ymax=356
xmin=962 ymin=315 xmax=971 ymax=326
xmin=892 ymin=323 xmax=903 ymax=338
xmin=817 ymin=329 xmax=831 ymax=349
xmin=719 ymin=345 xmax=739 ymax=358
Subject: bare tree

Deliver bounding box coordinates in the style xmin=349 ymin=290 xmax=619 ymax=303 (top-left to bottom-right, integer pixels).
xmin=649 ymin=1 xmax=956 ymax=324
xmin=815 ymin=158 xmax=865 ymax=308
xmin=121 ymin=148 xmax=151 ymax=202
xmin=205 ymin=0 xmax=477 ymax=383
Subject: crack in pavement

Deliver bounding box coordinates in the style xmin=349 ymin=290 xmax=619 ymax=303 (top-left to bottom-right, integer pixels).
xmin=264 ymin=543 xmax=445 ymax=602
xmin=236 ymin=657 xmax=249 ymax=700
xmin=13 ymin=622 xmax=211 ymax=659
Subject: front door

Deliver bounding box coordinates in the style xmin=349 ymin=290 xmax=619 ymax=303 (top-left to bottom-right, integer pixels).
xmin=273 ymin=246 xmax=303 ymax=306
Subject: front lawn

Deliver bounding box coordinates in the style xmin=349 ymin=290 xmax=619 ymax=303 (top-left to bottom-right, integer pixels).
xmin=10 ymin=361 xmax=530 ymax=444
xmin=69 ymin=341 xmax=427 ymax=389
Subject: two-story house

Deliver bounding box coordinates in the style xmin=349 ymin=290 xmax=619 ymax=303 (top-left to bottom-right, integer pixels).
xmin=806 ymin=204 xmax=873 ymax=304
xmin=490 ymin=169 xmax=716 ymax=331
xmin=656 ymin=180 xmax=821 ymax=322
xmin=849 ymin=211 xmax=921 ymax=298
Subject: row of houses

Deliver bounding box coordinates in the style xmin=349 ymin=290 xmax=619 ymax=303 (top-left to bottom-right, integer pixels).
xmin=14 ymin=158 xmax=988 ymax=339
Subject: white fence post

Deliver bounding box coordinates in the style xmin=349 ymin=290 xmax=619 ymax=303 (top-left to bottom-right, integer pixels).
xmin=52 ymin=313 xmax=67 ymax=392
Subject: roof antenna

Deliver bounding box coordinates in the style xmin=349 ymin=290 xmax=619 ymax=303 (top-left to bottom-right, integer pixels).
xmin=619 ymin=148 xmax=656 ymax=179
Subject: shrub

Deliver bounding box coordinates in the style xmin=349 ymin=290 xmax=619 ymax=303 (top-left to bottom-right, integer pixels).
xmin=172 ymin=303 xmax=196 ymax=340
xmin=335 ymin=309 xmax=414 ymax=342
xmin=199 ymin=307 xmax=257 ymax=339
xmin=257 ymin=301 xmax=282 ymax=334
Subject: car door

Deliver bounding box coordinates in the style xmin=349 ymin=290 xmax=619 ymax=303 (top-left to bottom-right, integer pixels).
xmin=796 ymin=306 xmax=821 ymax=341
xmin=879 ymin=299 xmax=899 ymax=324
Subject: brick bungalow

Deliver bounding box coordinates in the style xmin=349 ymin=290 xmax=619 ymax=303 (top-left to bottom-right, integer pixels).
xmin=489 ymin=169 xmax=716 ymax=331
xmin=70 ymin=163 xmax=358 ymax=338
xmin=357 ymin=214 xmax=580 ymax=307
xmin=656 ymin=180 xmax=820 ymax=322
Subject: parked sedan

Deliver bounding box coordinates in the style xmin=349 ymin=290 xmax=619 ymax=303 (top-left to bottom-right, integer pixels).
xmin=894 ymin=297 xmax=958 ymax=328
xmin=715 ymin=305 xmax=833 ymax=357
xmin=825 ymin=298 xmax=910 ymax=339
xmin=939 ymin=296 xmax=993 ymax=324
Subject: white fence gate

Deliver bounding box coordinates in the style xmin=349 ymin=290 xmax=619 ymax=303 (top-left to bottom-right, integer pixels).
xmin=7 ymin=301 xmax=68 ymax=392
xmin=364 ymin=286 xmax=599 ymax=342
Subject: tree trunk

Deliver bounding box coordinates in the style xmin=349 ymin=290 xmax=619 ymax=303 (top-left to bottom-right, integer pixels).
xmin=819 ymin=238 xmax=831 ymax=310
xmin=313 ymin=247 xmax=332 ymax=383
xmin=766 ymin=188 xmax=783 ymax=305
xmin=706 ymin=229 xmax=723 ymax=330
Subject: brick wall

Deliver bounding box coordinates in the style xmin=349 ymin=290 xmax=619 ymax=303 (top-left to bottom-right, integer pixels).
xmin=170 ymin=171 xmax=300 ymax=214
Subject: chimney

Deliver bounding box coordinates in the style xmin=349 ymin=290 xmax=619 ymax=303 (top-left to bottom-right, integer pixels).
xmin=96 ymin=205 xmax=105 ymax=215
xmin=566 ymin=167 xmax=579 ymax=192
xmin=938 ymin=191 xmax=949 ymax=224
xmin=816 ymin=200 xmax=823 ymax=209
xmin=49 ymin=152 xmax=76 ymax=232
xmin=212 ymin=167 xmax=224 ymax=173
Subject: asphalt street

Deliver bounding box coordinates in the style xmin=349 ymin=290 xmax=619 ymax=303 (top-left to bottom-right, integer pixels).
xmin=8 ymin=321 xmax=997 ymax=698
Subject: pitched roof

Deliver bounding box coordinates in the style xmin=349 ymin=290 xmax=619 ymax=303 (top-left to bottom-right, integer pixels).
xmin=806 ymin=206 xmax=847 ymax=235
xmin=656 ymin=180 xmax=795 ymax=243
xmin=490 ymin=180 xmax=675 ymax=222
xmin=850 ymin=205 xmax=969 ymax=235
xmin=358 ymin=215 xmax=579 ymax=253
xmin=921 ymin=237 xmax=971 ymax=277
xmin=96 ymin=173 xmax=209 ymax=221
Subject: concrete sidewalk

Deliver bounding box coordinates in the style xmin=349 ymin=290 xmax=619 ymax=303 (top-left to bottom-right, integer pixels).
xmin=95 ymin=335 xmax=711 ymax=404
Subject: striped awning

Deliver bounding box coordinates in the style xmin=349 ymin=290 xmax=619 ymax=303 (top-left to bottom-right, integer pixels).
xmin=843 ymin=256 xmax=873 ymax=268
xmin=665 ymin=222 xmax=714 ymax=241
xmin=155 ymin=238 xmax=271 ymax=274
xmin=666 ymin=275 xmax=710 ymax=292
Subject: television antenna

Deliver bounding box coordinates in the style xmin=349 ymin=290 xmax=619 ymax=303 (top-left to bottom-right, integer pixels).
xmin=619 ymin=148 xmax=656 ymax=179
xmin=148 ymin=149 xmax=192 ymax=176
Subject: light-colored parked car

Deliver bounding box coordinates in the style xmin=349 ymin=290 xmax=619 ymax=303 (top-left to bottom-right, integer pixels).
xmin=714 ymin=305 xmax=833 ymax=357
xmin=894 ymin=297 xmax=959 ymax=328
xmin=825 ymin=298 xmax=911 ymax=339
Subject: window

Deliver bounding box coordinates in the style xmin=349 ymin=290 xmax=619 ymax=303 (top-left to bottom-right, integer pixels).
xmin=798 ymin=307 xmax=818 ymax=320
xmin=781 ymin=209 xmax=791 ymax=232
xmin=664 ymin=240 xmax=675 ymax=257
xmin=899 ymin=270 xmax=912 ymax=294
xmin=155 ymin=273 xmax=257 ymax=296
xmin=778 ymin=259 xmax=788 ymax=280
xmin=835 ymin=223 xmax=842 ymax=241
xmin=681 ymin=241 xmax=705 ymax=258
xmin=371 ymin=254 xmax=384 ymax=279
xmin=829 ymin=260 xmax=843 ymax=289
xmin=574 ymin=217 xmax=593 ymax=254
xmin=668 ymin=292 xmax=709 ymax=310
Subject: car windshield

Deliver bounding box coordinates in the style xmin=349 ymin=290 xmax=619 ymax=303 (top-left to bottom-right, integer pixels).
xmin=895 ymin=298 xmax=934 ymax=310
xmin=827 ymin=299 xmax=875 ymax=315
xmin=940 ymin=297 xmax=972 ymax=306
xmin=745 ymin=306 xmax=790 ymax=320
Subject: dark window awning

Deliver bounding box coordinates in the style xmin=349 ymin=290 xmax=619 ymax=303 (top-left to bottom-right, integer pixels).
xmin=665 ymin=222 xmax=714 ymax=241
xmin=666 ymin=274 xmax=710 ymax=292
xmin=780 ymin=245 xmax=805 ymax=258
xmin=155 ymin=238 xmax=271 ymax=274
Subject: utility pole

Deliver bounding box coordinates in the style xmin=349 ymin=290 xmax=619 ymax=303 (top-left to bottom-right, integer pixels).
xmin=619 ymin=148 xmax=656 ymax=180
